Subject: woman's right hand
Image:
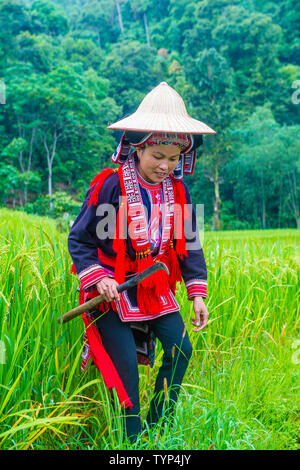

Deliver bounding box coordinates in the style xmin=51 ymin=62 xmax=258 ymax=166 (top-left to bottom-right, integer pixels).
xmin=96 ymin=277 xmax=120 ymax=302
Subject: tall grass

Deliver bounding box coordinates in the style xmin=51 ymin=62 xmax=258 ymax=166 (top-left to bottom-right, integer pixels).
xmin=0 ymin=207 xmax=299 ymax=450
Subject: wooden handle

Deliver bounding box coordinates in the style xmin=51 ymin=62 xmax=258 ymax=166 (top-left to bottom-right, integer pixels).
xmin=58 ymin=262 xmax=169 ymax=325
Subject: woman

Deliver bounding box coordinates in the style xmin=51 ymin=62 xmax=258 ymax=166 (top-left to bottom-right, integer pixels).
xmin=68 ymin=82 xmax=215 ymax=443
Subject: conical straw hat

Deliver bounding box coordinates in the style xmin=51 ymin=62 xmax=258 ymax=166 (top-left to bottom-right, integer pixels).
xmin=107 ymin=82 xmax=216 ymax=135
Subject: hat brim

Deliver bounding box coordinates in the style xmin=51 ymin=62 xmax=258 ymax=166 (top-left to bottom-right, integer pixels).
xmin=107 ymin=113 xmax=216 ymax=135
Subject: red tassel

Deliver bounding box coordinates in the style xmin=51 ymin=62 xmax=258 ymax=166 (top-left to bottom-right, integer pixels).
xmin=88 ymin=168 xmax=116 ymax=206
xmin=167 ymin=245 xmax=182 ymax=293
xmin=172 ymin=178 xmax=189 ymax=259
xmin=136 ymin=252 xmax=161 ymax=314
xmin=152 ymin=263 xmax=169 ymax=295
xmin=112 ymin=201 xmax=127 ymax=285
xmin=137 ymin=283 xmax=161 ymax=315
xmin=137 ymin=251 xmax=155 ymax=287
xmin=79 ymin=284 xmax=85 ymax=305
xmin=71 ymin=263 xmax=77 ymax=275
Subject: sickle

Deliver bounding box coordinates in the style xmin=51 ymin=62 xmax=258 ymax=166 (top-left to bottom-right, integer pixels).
xmin=58 ymin=262 xmax=169 ymax=324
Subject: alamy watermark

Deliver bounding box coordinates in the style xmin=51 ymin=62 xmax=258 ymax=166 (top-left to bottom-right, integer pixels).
xmin=94 ymin=198 xmax=205 ymax=250
xmin=291 ymin=80 xmax=300 ymax=105
xmin=0 ymin=340 xmax=6 ymax=364
xmin=0 ymin=80 xmax=5 ymax=105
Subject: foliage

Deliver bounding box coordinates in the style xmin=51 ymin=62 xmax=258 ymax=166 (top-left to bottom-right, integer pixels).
xmin=23 ymin=190 xmax=82 ymax=218
xmin=0 ymin=208 xmax=299 ymax=449
xmin=0 ymin=0 xmax=299 ymax=229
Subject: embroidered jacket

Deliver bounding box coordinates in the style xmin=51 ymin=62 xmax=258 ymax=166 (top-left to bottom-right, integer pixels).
xmin=68 ymin=171 xmax=207 ymax=303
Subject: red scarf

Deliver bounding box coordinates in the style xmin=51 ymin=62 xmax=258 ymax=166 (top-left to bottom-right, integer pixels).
xmin=72 ymin=160 xmax=189 ymax=305
xmin=112 ymin=154 xmax=189 ymax=314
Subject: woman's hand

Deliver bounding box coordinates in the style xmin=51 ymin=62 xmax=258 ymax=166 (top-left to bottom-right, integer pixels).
xmin=191 ymin=296 xmax=209 ymax=332
xmin=96 ymin=277 xmax=120 ymax=303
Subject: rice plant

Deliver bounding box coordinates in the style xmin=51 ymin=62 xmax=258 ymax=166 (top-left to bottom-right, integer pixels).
xmin=0 ymin=208 xmax=299 ymax=450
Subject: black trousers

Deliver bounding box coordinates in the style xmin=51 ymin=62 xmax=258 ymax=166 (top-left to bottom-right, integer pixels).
xmin=95 ymin=309 xmax=193 ymax=443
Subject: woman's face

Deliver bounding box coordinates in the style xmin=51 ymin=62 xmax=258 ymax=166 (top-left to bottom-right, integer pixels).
xmin=136 ymin=144 xmax=181 ymax=184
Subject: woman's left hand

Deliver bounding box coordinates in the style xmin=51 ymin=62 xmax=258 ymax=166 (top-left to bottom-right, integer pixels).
xmin=191 ymin=296 xmax=209 ymax=332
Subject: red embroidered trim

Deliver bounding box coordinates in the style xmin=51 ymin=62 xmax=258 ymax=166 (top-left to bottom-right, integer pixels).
xmin=78 ymin=265 xmax=108 ymax=290
xmin=186 ymin=280 xmax=207 ymax=299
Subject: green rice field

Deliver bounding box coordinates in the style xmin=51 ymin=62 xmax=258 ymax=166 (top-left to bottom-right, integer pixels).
xmin=0 ymin=207 xmax=299 ymax=450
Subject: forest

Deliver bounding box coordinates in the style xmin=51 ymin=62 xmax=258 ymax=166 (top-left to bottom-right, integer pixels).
xmin=0 ymin=0 xmax=299 ymax=451
xmin=0 ymin=0 xmax=299 ymax=230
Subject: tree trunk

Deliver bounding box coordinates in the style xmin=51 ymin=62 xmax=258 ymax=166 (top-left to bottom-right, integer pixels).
xmin=18 ymin=150 xmax=25 ymax=173
xmin=144 ymin=13 xmax=151 ymax=48
xmin=27 ymin=127 xmax=36 ymax=172
xmin=43 ymin=128 xmax=58 ymax=210
xmin=17 ymin=122 xmax=25 ymax=173
xmin=213 ymin=167 xmax=221 ymax=231
xmin=48 ymin=168 xmax=52 ymax=208
xmin=115 ymin=0 xmax=124 ymax=34
xmin=23 ymin=127 xmax=36 ymax=205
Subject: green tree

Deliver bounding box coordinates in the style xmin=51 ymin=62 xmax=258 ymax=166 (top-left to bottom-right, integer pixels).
xmin=74 ymin=0 xmax=117 ymax=49
xmin=0 ymin=162 xmax=19 ymax=206
xmin=30 ymin=0 xmax=69 ymax=36
xmin=2 ymin=69 xmax=42 ymax=203
xmin=275 ymin=126 xmax=300 ymax=228
xmin=100 ymin=40 xmax=163 ymax=112
xmin=36 ymin=63 xmax=113 ymax=206
xmin=227 ymin=106 xmax=300 ymax=229
xmin=16 ymin=31 xmax=54 ymax=73
xmin=61 ymin=36 xmax=105 ymax=70
xmin=212 ymin=5 xmax=282 ymax=107
xmin=0 ymin=0 xmax=31 ymax=72
xmin=183 ymin=48 xmax=238 ymax=230
xmin=130 ymin=0 xmax=152 ymax=47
